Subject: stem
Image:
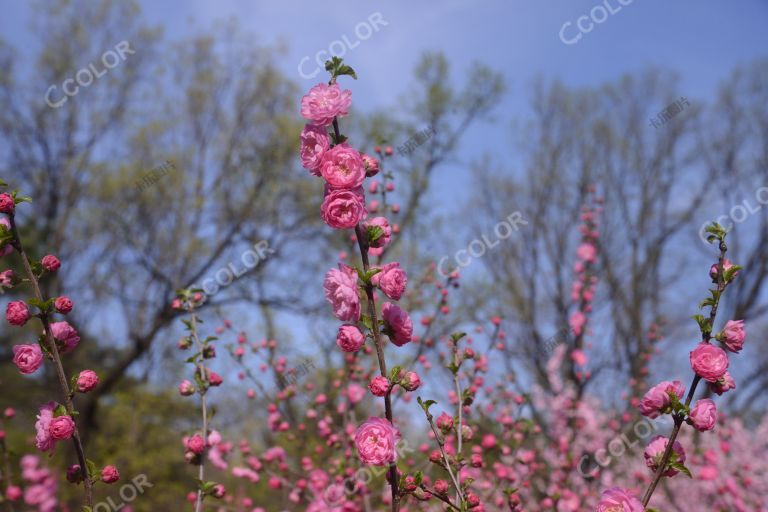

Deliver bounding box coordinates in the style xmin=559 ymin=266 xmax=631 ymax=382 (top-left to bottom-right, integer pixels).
xmin=641 ymin=240 xmax=727 ymax=507
xmin=189 ymin=311 xmax=209 ymax=512
xmin=453 ymin=342 xmax=464 ymax=507
xmin=354 ymin=223 xmax=399 ymax=511
xmin=420 ymin=401 xmax=463 ymax=506
xmin=333 ymin=112 xmax=399 ymax=510
xmin=8 ymin=215 xmax=93 ymax=507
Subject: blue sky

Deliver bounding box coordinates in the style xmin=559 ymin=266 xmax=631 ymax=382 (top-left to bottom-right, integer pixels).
xmin=1 ymin=1 xmax=766 ymax=207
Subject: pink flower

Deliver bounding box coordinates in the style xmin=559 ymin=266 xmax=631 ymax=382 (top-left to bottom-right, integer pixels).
xmin=576 ymin=243 xmax=597 ymax=263
xmin=347 ymin=384 xmax=366 ymax=405
xmin=178 ymin=379 xmax=195 ymax=396
xmin=41 ymin=255 xmax=61 ymax=272
xmin=300 ymin=83 xmax=352 ymax=126
xmin=5 ymin=485 xmax=21 ymax=501
xmin=644 ymin=435 xmax=686 ymax=477
xmin=434 ymin=480 xmax=449 ymax=495
xmin=361 ymin=153 xmax=379 ymax=177
xmin=12 ymin=344 xmax=43 ymax=374
xmin=363 ymin=217 xmax=392 ymax=248
xmin=377 ymin=263 xmax=407 ymax=301
xmin=381 ymin=302 xmax=412 ymax=346
xmin=211 ymin=484 xmax=226 ymax=498
xmin=0 ymin=269 xmax=13 ymax=287
xmin=50 ymin=415 xmax=75 ymax=440
xmin=324 ymin=265 xmax=360 ymax=322
xmin=709 ymin=259 xmax=737 ymax=281
xmin=689 ymin=398 xmax=717 ymax=432
xmin=76 ymin=370 xmax=99 ymax=393
xmin=354 ymin=417 xmax=400 ymax=466
xmin=711 ymin=371 xmax=736 ymax=395
xmin=6 ymin=300 xmax=30 ymax=326
xmin=300 ymin=124 xmax=330 ymax=174
xmin=0 ymin=193 xmax=13 ymax=214
xmin=596 ymin=487 xmax=644 ymax=512
xmin=186 ymin=434 xmax=205 ymax=455
xmin=101 ymin=465 xmax=120 ymax=483
xmin=721 ymin=319 xmax=745 ymax=353
xmin=50 ymin=321 xmax=80 ymax=353
xmin=637 ymin=380 xmax=685 ymax=419
xmin=34 ymin=403 xmax=55 ymax=452
xmin=569 ymin=311 xmax=586 ymax=336
xmin=369 ymin=376 xmax=389 ymax=397
xmin=400 ymin=371 xmax=420 ymax=392
xmin=436 ymin=413 xmax=453 ymax=432
xmin=336 ymin=324 xmax=364 ymax=352
xmin=321 ymin=187 xmax=366 ymax=230
xmin=690 ymin=343 xmax=729 ymax=382
xmin=208 ymin=371 xmax=223 ymax=386
xmin=320 ymin=144 xmax=365 ymax=190
xmin=54 ymin=296 xmax=73 ymax=314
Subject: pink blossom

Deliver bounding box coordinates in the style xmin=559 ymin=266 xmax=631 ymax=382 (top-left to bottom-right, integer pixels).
xmin=721 ymin=319 xmax=745 ymax=353
xmin=347 ymin=384 xmax=366 ymax=404
xmin=381 ymin=302 xmax=412 ymax=346
xmin=400 ymin=371 xmax=420 ymax=391
xmin=377 ymin=263 xmax=407 ymax=300
xmin=576 ymin=242 xmax=597 ymax=263
xmin=711 ymin=371 xmax=736 ymax=395
xmin=76 ymin=370 xmax=99 ymax=393
xmin=300 ymin=83 xmax=352 ymax=126
xmin=186 ymin=434 xmax=205 ymax=455
xmin=689 ymin=399 xmax=717 ymax=432
xmin=323 ymin=265 xmax=360 ymax=322
xmin=369 ymin=376 xmax=389 ymax=397
xmin=709 ymin=259 xmax=737 ymax=281
xmin=12 ymin=344 xmax=43 ymax=374
xmin=50 ymin=321 xmax=80 ymax=353
xmin=596 ymin=487 xmax=644 ymax=512
xmin=644 ymin=435 xmax=686 ymax=477
xmin=0 ymin=269 xmax=13 ymax=287
xmin=34 ymin=411 xmax=55 ymax=452
xmin=6 ymin=301 xmax=30 ymax=326
xmin=41 ymin=255 xmax=61 ymax=272
xmin=354 ymin=417 xmax=400 ymax=466
xmin=54 ymin=296 xmax=73 ymax=314
xmin=300 ymin=124 xmax=330 ymax=174
xmin=5 ymin=485 xmax=21 ymax=501
xmin=361 ymin=153 xmax=379 ymax=177
xmin=690 ymin=343 xmax=729 ymax=382
xmin=49 ymin=415 xmax=75 ymax=440
xmin=0 ymin=193 xmax=14 ymax=214
xmin=569 ymin=311 xmax=586 ymax=336
xmin=320 ymin=144 xmax=365 ymax=190
xmin=637 ymin=380 xmax=685 ymax=419
xmin=336 ymin=324 xmax=364 ymax=352
xmin=178 ymin=379 xmax=195 ymax=396
xmin=363 ymin=216 xmax=392 ymax=248
xmin=320 ymin=187 xmax=366 ymax=230
xmin=101 ymin=465 xmax=120 ymax=483
xmin=436 ymin=413 xmax=453 ymax=432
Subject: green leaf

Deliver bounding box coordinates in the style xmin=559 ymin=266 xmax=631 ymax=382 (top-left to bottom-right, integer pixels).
xmin=389 ymin=365 xmax=403 ymax=381
xmin=53 ymin=404 xmax=68 ymax=417
xmin=450 ymin=332 xmax=467 ymax=343
xmin=416 ymin=397 xmax=437 ymax=414
xmin=669 ymin=460 xmax=692 ymax=478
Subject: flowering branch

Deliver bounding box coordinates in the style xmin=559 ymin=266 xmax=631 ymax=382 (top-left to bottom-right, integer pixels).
xmin=0 ymin=185 xmax=108 ymax=508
